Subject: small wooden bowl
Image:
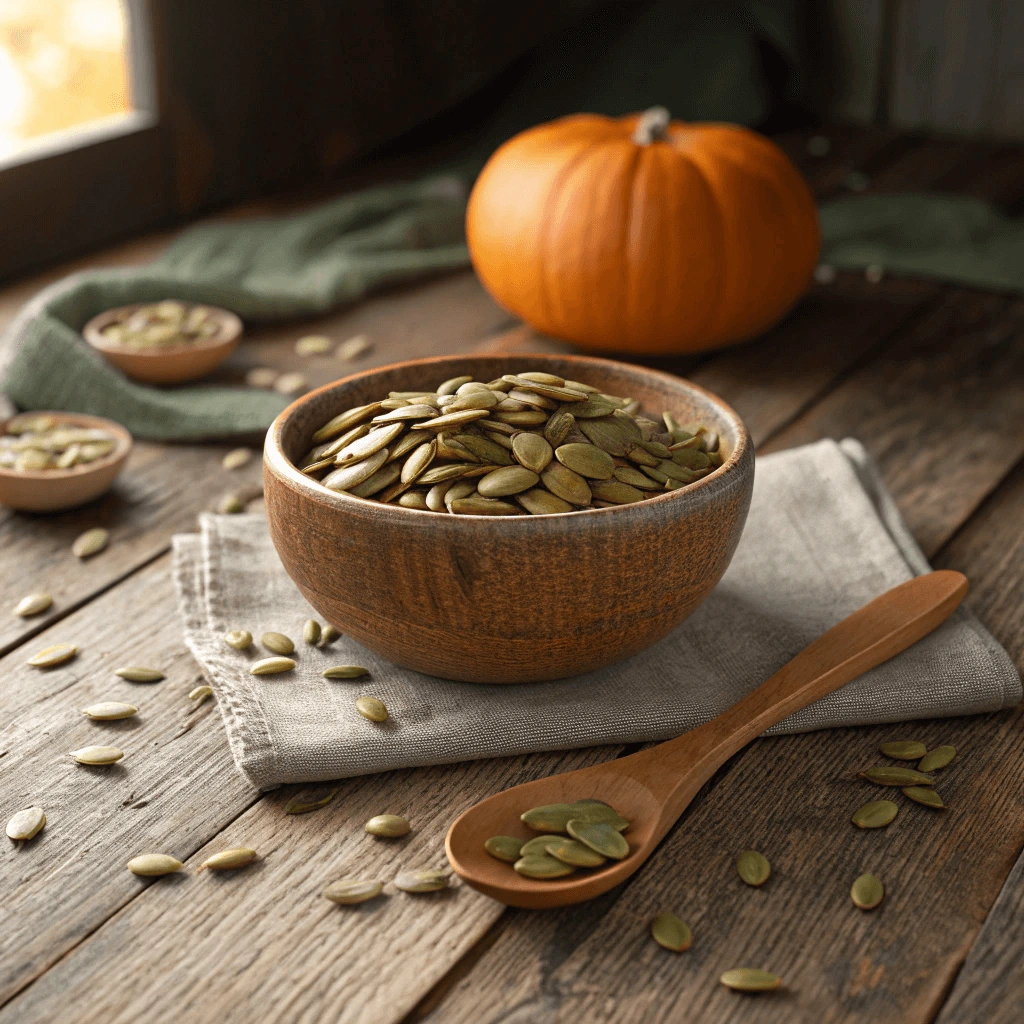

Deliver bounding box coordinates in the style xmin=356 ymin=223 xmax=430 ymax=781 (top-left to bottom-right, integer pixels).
xmin=264 ymin=354 xmax=754 ymax=684
xmin=0 ymin=412 xmax=132 ymax=512
xmin=82 ymin=303 xmax=243 ymax=384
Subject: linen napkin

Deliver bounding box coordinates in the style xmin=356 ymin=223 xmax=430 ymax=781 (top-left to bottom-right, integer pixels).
xmin=173 ymin=438 xmax=1020 ymax=790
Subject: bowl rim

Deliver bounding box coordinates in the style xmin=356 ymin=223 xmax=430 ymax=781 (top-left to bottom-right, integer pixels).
xmin=265 ymin=352 xmax=751 ymax=522
xmin=0 ymin=411 xmax=133 ymax=482
xmin=82 ymin=302 xmax=242 ymax=359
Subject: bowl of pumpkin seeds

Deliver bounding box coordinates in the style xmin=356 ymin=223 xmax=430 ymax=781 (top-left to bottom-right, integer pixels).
xmin=83 ymin=300 xmax=242 ymax=384
xmin=0 ymin=411 xmax=132 ymax=511
xmin=264 ymin=354 xmax=753 ymax=683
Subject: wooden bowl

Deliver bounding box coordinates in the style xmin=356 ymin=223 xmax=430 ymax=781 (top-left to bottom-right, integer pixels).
xmin=0 ymin=412 xmax=132 ymax=512
xmin=82 ymin=303 xmax=242 ymax=384
xmin=264 ymin=354 xmax=754 ymax=684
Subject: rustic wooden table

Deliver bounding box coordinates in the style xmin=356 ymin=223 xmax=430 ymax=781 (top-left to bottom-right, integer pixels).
xmin=2 ymin=127 xmax=1023 ymax=1024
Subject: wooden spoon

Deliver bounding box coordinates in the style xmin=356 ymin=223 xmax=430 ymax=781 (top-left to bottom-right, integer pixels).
xmin=446 ymin=570 xmax=968 ymax=908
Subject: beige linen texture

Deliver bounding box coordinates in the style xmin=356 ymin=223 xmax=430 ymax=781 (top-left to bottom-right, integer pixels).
xmin=173 ymin=439 xmax=1020 ymax=790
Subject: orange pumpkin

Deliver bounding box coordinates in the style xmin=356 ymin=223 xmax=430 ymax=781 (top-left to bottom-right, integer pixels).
xmin=466 ymin=107 xmax=819 ymax=355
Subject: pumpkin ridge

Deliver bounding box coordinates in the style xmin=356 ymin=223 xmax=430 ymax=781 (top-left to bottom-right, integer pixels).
xmin=619 ymin=143 xmax=644 ymax=348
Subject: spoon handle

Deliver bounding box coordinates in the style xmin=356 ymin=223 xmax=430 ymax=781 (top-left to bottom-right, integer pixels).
xmin=629 ymin=570 xmax=968 ymax=814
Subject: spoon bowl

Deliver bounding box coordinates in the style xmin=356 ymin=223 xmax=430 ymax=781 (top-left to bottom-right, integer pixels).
xmin=446 ymin=570 xmax=969 ymax=908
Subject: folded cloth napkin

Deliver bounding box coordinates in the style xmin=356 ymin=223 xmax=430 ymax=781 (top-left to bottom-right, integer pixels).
xmin=173 ymin=438 xmax=1020 ymax=790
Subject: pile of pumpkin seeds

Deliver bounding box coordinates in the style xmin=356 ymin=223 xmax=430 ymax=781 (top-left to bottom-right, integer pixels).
xmin=298 ymin=371 xmax=724 ymax=515
xmin=0 ymin=415 xmax=118 ymax=472
xmin=98 ymin=300 xmax=220 ymax=349
xmin=485 ymin=799 xmax=631 ymax=879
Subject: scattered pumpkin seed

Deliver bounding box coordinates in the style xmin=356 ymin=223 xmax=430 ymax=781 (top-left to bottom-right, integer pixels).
xmin=6 ymin=807 xmax=46 ymax=841
xmin=13 ymin=593 xmax=52 ymax=617
xmin=319 ymin=624 xmax=341 ymax=646
xmin=224 ymin=629 xmax=253 ymax=650
xmin=72 ymin=527 xmax=108 ymax=558
xmin=27 ymin=642 xmax=77 ymax=668
xmin=261 ymin=631 xmax=295 ymax=656
xmin=336 ymin=334 xmax=373 ymax=361
xmin=302 ymin=619 xmax=322 ymax=645
xmin=394 ymin=869 xmax=448 ymax=893
xmin=650 ymin=912 xmax=692 ymax=952
xmin=199 ymin=848 xmax=258 ymax=871
xmin=860 ymin=766 xmax=934 ymax=787
xmin=484 ymin=836 xmax=524 ymax=863
xmin=902 ymin=786 xmax=945 ymax=809
xmin=71 ymin=745 xmax=123 ymax=765
xmin=250 ymin=657 xmax=296 ymax=675
xmin=83 ymin=701 xmax=138 ymax=720
xmin=851 ymin=873 xmax=884 ymax=910
xmin=514 ymin=853 xmax=576 ymax=879
xmin=880 ymin=740 xmax=927 ymax=760
xmin=736 ymin=850 xmax=771 ymax=886
xmin=356 ymin=695 xmax=388 ymax=722
xmin=918 ymin=746 xmax=956 ymax=772
xmin=852 ymin=799 xmax=899 ymax=829
xmin=365 ymin=814 xmax=411 ymax=838
xmin=246 ymin=367 xmax=279 ymax=388
xmin=127 ymin=854 xmax=182 ymax=877
xmin=189 ymin=685 xmax=213 ymax=705
xmin=720 ymin=969 xmax=782 ymax=993
xmin=274 ymin=372 xmax=308 ymax=395
xmin=324 ymin=879 xmax=383 ymax=904
xmin=284 ymin=787 xmax=339 ymax=815
xmin=565 ymin=820 xmax=630 ymax=860
xmin=222 ymin=447 xmax=253 ymax=470
xmin=295 ymin=334 xmax=333 ymax=356
xmin=323 ymin=665 xmax=370 ymax=680
xmin=115 ymin=666 xmax=164 ymax=683
xmin=218 ymin=494 xmax=244 ymax=514
xmin=544 ymin=837 xmax=606 ymax=868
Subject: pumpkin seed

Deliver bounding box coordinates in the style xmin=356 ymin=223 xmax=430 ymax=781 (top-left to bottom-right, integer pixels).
xmin=880 ymin=740 xmax=927 ymax=760
xmin=273 ymin=372 xmax=307 ymax=395
xmin=395 ymin=869 xmax=448 ymax=893
xmin=477 ymin=466 xmax=539 ymax=497
xmin=324 ymin=450 xmax=392 ymax=493
xmin=356 ymin=695 xmax=388 ymax=722
xmin=334 ymin=423 xmax=404 ymax=467
xmin=72 ymin=528 xmax=108 ymax=558
xmin=373 ymin=404 xmax=439 ymax=424
xmin=323 ymin=665 xmax=370 ymax=680
xmin=521 ymin=803 xmax=579 ymax=833
xmin=189 ymin=685 xmax=213 ymax=705
xmin=720 ymin=969 xmax=781 ymax=992
xmin=199 ymin=848 xmax=258 ymax=871
xmin=612 ymin=466 xmax=660 ymax=489
xmin=457 ymin=433 xmax=513 ymax=466
xmin=218 ymin=494 xmax=244 ymax=514
xmin=544 ymin=837 xmax=607 ymax=867
xmin=6 ymin=806 xmax=45 ymax=841
xmin=447 ymin=390 xmax=500 ymax=412
xmin=246 ymin=367 xmax=278 ymax=388
xmin=295 ymin=334 xmax=333 ymax=356
xmin=303 ymin=619 xmax=322 ymax=645
xmin=27 ymin=642 xmax=77 ymax=668
xmin=115 ymin=666 xmax=164 ymax=682
xmin=511 ymin=432 xmax=553 ymax=473
xmin=500 ymin=375 xmax=588 ymax=403
xmin=401 ymin=438 xmax=437 ymax=484
xmin=250 ymin=657 xmax=296 ymax=675
xmin=437 ymin=375 xmax=473 ymax=396
xmin=365 ymin=814 xmax=411 ymax=837
xmin=650 ymin=912 xmax=692 ymax=952
xmin=127 ymin=854 xmax=182 ymax=877
xmin=589 ymin=480 xmax=645 ymax=504
xmin=569 ymin=802 xmax=630 ymax=830
xmin=565 ymin=820 xmax=630 ymax=860
xmin=13 ymin=593 xmax=52 ymax=617
xmin=578 ymin=418 xmax=636 ymax=456
xmin=555 ymin=443 xmax=615 ymax=480
xmin=83 ymin=701 xmax=138 ymax=720
xmin=484 ymin=836 xmax=524 ymax=863
xmin=336 ymin=334 xmax=373 ymax=361
xmin=398 ymin=490 xmax=428 ymax=510
xmin=507 ymin=388 xmax=557 ymax=411
xmin=851 ymin=873 xmax=884 ymax=910
xmin=736 ymin=850 xmax=771 ymax=886
xmin=285 ymin=787 xmax=339 ymax=814
xmin=541 ymin=462 xmax=591 ymax=506
xmin=518 ymin=371 xmax=565 ymax=386
xmin=450 ymin=496 xmax=519 ymax=516
xmin=902 ymin=786 xmax=946 ymax=809
xmin=514 ymin=854 xmax=576 ymax=879
xmin=516 ymin=488 xmax=574 ymax=515
xmin=224 ymin=629 xmax=252 ymax=650
xmin=518 ymin=836 xmax=559 ymax=856
xmin=320 ymin=625 xmax=341 ymax=645
xmin=312 ymin=404 xmax=383 ymax=443
xmin=411 ymin=409 xmax=491 ymax=431
xmin=222 ymin=447 xmax=253 ymax=470
xmin=71 ymin=745 xmax=123 ymax=765
xmin=324 ymin=879 xmax=384 ymax=904
xmin=261 ymin=632 xmax=295 ymax=655
xmin=492 ymin=410 xmax=549 ymax=426
xmin=918 ymin=746 xmax=956 ymax=772
xmin=860 ymin=766 xmax=934 ymax=787
xmin=544 ymin=410 xmax=575 ymax=447
xmin=350 ymin=461 xmax=402 ymax=498
xmin=851 ymin=799 xmax=899 ymax=828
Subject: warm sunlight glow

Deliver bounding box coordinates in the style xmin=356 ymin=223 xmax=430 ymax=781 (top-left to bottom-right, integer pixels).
xmin=0 ymin=0 xmax=131 ymax=159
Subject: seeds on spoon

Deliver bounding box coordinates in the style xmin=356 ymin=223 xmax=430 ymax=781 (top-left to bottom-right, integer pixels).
xmin=250 ymin=657 xmax=296 ymax=675
xmin=720 ymin=969 xmax=782 ymax=992
xmin=851 ymin=799 xmax=899 ymax=828
xmin=72 ymin=527 xmax=109 ymax=558
xmin=6 ymin=807 xmax=46 ymax=841
xmin=115 ymin=666 xmax=164 ymax=682
xmin=198 ymin=848 xmax=258 ymax=871
xmin=860 ymin=766 xmax=934 ymax=787
xmin=544 ymin=837 xmax=606 ymax=868
xmin=514 ymin=853 xmax=575 ymax=879
xmin=71 ymin=745 xmax=123 ymax=765
xmin=902 ymin=786 xmax=945 ymax=809
xmin=851 ymin=873 xmax=885 ymax=910
xmin=224 ymin=629 xmax=252 ymax=650
xmin=736 ymin=850 xmax=771 ymax=886
xmin=27 ymin=643 xmax=77 ymax=668
xmin=879 ymin=740 xmax=927 ymax=760
xmin=127 ymin=854 xmax=182 ymax=877
xmin=918 ymin=745 xmax=956 ymax=772
xmin=650 ymin=913 xmax=692 ymax=952
xmin=261 ymin=631 xmax=295 ymax=655
xmin=395 ymin=869 xmax=448 ymax=893
xmin=324 ymin=879 xmax=384 ymax=904
xmin=83 ymin=701 xmax=138 ymax=720
xmin=484 ymin=836 xmax=524 ymax=863
xmin=365 ymin=814 xmax=411 ymax=838
xmin=521 ymin=804 xmax=580 ymax=833
xmin=13 ymin=593 xmax=52 ymax=617
xmin=565 ymin=820 xmax=630 ymax=860
xmin=356 ymin=695 xmax=388 ymax=722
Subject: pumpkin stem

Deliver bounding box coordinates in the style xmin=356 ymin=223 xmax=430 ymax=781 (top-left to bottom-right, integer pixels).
xmin=633 ymin=106 xmax=671 ymax=145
